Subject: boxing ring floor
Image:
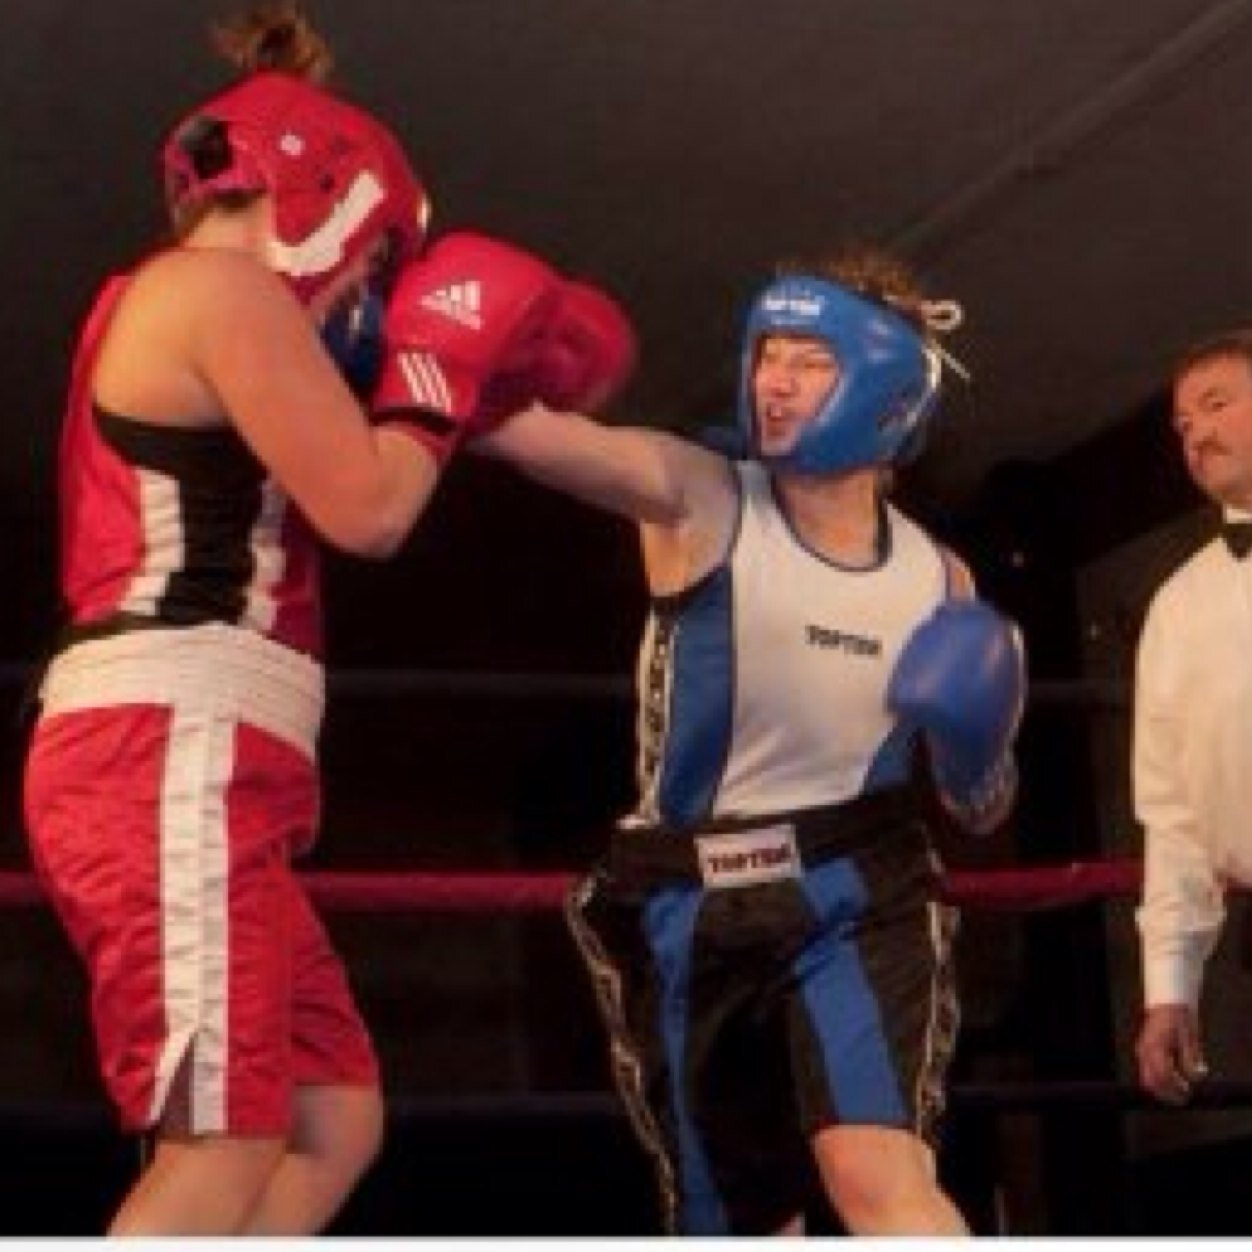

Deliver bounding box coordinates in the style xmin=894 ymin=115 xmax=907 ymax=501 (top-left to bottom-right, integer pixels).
xmin=2 ymin=666 xmax=1252 ymax=1235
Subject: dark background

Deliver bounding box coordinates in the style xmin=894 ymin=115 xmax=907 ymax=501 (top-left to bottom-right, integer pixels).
xmin=1 ymin=0 xmax=1252 ymax=1234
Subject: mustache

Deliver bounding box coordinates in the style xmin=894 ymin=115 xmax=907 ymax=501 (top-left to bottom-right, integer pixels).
xmin=1188 ymin=435 xmax=1229 ymax=459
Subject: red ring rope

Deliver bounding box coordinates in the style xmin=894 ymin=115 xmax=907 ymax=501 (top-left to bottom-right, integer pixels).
xmin=0 ymin=859 xmax=1142 ymax=913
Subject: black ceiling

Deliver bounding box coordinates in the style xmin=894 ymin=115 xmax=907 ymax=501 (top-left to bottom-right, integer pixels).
xmin=4 ymin=1 xmax=1251 ymax=521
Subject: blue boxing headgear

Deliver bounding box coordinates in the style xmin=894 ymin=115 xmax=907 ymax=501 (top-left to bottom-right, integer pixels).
xmin=738 ymin=275 xmax=942 ymax=474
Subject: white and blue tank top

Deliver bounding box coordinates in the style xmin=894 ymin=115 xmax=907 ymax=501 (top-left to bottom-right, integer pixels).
xmin=632 ymin=460 xmax=948 ymax=829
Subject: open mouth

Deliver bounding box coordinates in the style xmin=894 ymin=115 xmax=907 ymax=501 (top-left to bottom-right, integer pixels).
xmin=758 ymin=406 xmax=796 ymax=443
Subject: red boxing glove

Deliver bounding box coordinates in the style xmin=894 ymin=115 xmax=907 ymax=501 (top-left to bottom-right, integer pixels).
xmin=371 ymin=232 xmax=561 ymax=464
xmin=536 ymin=279 xmax=637 ymax=411
xmin=478 ymin=278 xmax=637 ymax=426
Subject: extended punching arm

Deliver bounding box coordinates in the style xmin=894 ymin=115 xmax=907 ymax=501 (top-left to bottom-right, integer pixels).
xmin=886 ymin=600 xmax=1026 ymax=833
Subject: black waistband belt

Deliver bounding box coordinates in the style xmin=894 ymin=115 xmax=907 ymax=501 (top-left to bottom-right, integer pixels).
xmin=607 ymin=786 xmax=926 ymax=891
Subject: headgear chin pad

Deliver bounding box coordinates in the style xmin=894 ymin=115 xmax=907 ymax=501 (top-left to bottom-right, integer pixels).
xmin=737 ymin=275 xmax=941 ymax=475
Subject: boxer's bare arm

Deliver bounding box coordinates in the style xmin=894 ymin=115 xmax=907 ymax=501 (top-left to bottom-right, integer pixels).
xmin=476 ymin=405 xmax=739 ymax=593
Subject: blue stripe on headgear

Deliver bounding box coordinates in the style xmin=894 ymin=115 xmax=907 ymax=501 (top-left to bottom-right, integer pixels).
xmin=737 ymin=275 xmax=941 ymax=474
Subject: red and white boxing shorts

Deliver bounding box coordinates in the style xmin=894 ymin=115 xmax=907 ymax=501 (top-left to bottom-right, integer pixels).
xmin=23 ymin=623 xmax=378 ymax=1136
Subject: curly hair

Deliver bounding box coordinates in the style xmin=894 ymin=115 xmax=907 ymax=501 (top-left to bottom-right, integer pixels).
xmin=776 ymin=245 xmax=930 ymax=333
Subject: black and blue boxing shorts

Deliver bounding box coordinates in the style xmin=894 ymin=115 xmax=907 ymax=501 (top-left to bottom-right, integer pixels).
xmin=566 ymin=786 xmax=959 ymax=1235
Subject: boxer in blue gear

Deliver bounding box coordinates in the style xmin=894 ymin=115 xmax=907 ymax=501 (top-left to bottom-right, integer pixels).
xmin=479 ymin=245 xmax=1025 ymax=1235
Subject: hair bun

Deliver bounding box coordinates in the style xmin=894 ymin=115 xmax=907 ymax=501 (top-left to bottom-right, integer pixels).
xmin=213 ymin=2 xmax=333 ymax=83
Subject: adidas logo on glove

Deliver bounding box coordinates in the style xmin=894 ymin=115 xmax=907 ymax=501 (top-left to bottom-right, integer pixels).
xmin=419 ymin=281 xmax=483 ymax=330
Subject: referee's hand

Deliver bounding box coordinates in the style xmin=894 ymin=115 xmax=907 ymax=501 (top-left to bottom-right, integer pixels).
xmin=1136 ymin=1003 xmax=1208 ymax=1104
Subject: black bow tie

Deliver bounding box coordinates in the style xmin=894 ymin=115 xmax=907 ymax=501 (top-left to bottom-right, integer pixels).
xmin=1222 ymin=520 xmax=1252 ymax=559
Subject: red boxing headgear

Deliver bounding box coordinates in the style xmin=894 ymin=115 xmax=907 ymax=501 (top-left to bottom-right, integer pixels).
xmin=161 ymin=71 xmax=428 ymax=303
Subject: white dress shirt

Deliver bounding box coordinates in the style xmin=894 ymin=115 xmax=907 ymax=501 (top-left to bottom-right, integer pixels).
xmin=1134 ymin=515 xmax=1252 ymax=1007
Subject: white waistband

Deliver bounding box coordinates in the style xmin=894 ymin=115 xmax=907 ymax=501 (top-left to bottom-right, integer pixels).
xmin=40 ymin=623 xmax=324 ymax=758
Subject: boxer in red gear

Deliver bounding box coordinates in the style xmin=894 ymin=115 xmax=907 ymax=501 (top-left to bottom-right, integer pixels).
xmin=22 ymin=4 xmax=556 ymax=1236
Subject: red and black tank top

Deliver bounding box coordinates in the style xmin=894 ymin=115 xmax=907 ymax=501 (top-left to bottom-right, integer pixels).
xmin=57 ymin=275 xmax=323 ymax=656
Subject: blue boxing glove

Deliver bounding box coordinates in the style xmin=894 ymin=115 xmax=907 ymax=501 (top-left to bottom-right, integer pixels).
xmin=886 ymin=600 xmax=1026 ymax=833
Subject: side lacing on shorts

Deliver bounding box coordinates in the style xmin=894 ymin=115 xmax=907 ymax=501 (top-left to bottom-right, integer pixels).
xmin=914 ymin=897 xmax=961 ymax=1144
xmin=564 ymin=873 xmax=680 ymax=1235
